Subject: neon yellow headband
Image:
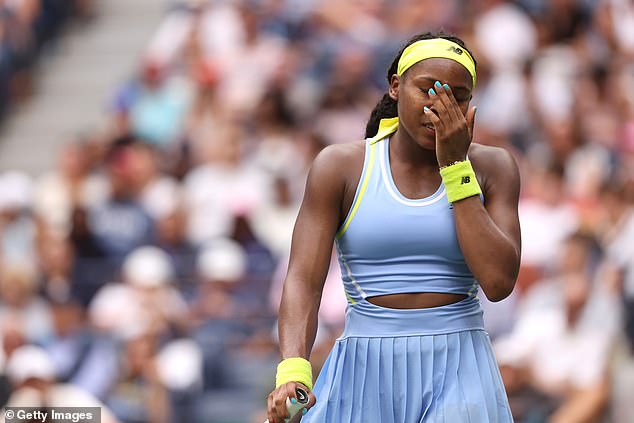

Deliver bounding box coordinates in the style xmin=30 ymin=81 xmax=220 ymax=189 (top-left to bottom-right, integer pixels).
xmin=368 ymin=38 xmax=476 ymax=144
xmin=398 ymin=38 xmax=476 ymax=87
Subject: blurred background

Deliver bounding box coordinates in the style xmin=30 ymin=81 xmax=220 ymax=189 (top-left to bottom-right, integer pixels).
xmin=0 ymin=0 xmax=632 ymax=422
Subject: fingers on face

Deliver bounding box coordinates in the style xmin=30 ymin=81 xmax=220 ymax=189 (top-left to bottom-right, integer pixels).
xmin=427 ymin=85 xmax=448 ymax=124
xmin=423 ymin=105 xmax=441 ymax=129
xmin=466 ymin=106 xmax=477 ymax=138
xmin=433 ymin=81 xmax=462 ymax=122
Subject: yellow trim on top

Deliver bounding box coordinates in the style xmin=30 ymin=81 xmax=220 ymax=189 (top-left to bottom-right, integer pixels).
xmin=369 ymin=117 xmax=399 ymax=144
xmin=345 ymin=291 xmax=357 ymax=304
xmin=336 ymin=142 xmax=376 ymax=238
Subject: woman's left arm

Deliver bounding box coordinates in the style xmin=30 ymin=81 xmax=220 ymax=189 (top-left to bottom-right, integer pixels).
xmin=424 ymin=82 xmax=521 ymax=302
xmin=452 ymin=148 xmax=521 ymax=302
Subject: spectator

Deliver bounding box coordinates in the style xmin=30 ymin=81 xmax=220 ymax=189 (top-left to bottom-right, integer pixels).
xmin=67 ymin=206 xmax=110 ymax=305
xmin=33 ymin=140 xmax=108 ymax=236
xmin=114 ymin=61 xmax=193 ymax=147
xmin=0 ymin=316 xmax=27 ymax=407
xmin=495 ymin=233 xmax=617 ymax=422
xmin=517 ymin=164 xmax=579 ymax=290
xmin=0 ymin=0 xmax=86 ymax=117
xmin=2 ymin=345 xmax=120 ymax=423
xmin=190 ymin=238 xmax=250 ymax=390
xmin=89 ymin=246 xmax=188 ymax=340
xmin=37 ymin=235 xmax=74 ymax=304
xmin=153 ymin=201 xmax=198 ymax=295
xmin=87 ymin=137 xmax=155 ymax=264
xmin=191 ymin=238 xmax=248 ymax=324
xmin=0 ymin=261 xmax=51 ymax=343
xmin=599 ymin=181 xmax=634 ymax=349
xmin=250 ymin=176 xmax=300 ymax=259
xmin=42 ymin=294 xmax=117 ymax=401
xmin=155 ymin=338 xmax=204 ymax=423
xmin=184 ymin=121 xmax=272 ymax=243
xmin=105 ymin=326 xmax=169 ymax=423
xmin=0 ymin=171 xmax=36 ymax=265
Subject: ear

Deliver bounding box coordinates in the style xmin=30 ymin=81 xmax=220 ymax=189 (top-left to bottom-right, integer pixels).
xmin=388 ymin=74 xmax=400 ymax=101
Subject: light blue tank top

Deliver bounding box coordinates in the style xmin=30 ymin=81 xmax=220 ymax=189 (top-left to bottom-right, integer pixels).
xmin=335 ymin=137 xmax=482 ymax=304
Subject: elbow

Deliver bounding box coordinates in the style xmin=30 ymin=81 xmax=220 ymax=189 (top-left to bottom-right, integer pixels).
xmin=485 ymin=290 xmax=512 ymax=303
xmin=480 ymin=251 xmax=520 ymax=302
xmin=481 ymin=277 xmax=516 ymax=302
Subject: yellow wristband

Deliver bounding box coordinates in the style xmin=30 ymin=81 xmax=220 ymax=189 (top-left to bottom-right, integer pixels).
xmin=275 ymin=357 xmax=313 ymax=390
xmin=439 ymin=160 xmax=482 ymax=203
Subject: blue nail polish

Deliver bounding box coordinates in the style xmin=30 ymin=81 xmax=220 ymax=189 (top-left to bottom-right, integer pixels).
xmin=302 ymin=408 xmax=307 ymax=415
xmin=443 ymin=84 xmax=449 ymax=90
xmin=423 ymin=106 xmax=430 ymax=112
xmin=435 ymin=81 xmax=442 ymax=88
xmin=428 ymin=88 xmax=436 ymax=95
xmin=291 ymin=398 xmax=297 ymax=404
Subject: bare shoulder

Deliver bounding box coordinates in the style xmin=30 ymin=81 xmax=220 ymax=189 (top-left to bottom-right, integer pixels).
xmin=309 ymin=141 xmax=366 ymax=186
xmin=467 ymin=143 xmax=521 ymax=196
xmin=304 ymin=141 xmax=366 ymax=221
xmin=312 ymin=141 xmax=365 ymax=169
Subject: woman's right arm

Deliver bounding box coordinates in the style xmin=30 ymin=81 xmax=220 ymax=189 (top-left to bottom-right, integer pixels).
xmin=267 ymin=145 xmax=353 ymax=423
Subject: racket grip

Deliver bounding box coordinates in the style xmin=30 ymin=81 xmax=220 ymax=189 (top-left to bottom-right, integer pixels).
xmin=264 ymin=387 xmax=309 ymax=423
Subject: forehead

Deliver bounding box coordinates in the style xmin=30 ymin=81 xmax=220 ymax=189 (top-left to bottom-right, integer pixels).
xmin=404 ymin=58 xmax=473 ymax=91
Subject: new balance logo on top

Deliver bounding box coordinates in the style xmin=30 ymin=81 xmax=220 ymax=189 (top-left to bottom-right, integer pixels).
xmin=448 ymin=46 xmax=463 ymax=55
xmin=461 ymin=176 xmax=471 ymax=184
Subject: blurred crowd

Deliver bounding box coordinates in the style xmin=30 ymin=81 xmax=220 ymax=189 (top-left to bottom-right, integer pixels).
xmin=0 ymin=0 xmax=633 ymax=422
xmin=0 ymin=0 xmax=94 ymax=120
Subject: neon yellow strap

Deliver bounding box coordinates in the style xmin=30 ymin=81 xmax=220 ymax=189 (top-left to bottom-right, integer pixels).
xmin=368 ymin=117 xmax=399 ymax=144
xmin=337 ymin=142 xmax=376 ymax=238
xmin=275 ymin=357 xmax=313 ymax=390
xmin=439 ymin=160 xmax=482 ymax=203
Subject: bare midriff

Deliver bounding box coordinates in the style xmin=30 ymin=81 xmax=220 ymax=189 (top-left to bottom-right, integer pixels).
xmin=366 ymin=292 xmax=467 ymax=309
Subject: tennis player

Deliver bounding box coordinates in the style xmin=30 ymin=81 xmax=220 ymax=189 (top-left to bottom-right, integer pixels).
xmin=266 ymin=32 xmax=520 ymax=423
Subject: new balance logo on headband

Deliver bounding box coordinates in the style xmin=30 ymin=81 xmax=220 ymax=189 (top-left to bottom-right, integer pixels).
xmin=447 ymin=46 xmax=463 ymax=55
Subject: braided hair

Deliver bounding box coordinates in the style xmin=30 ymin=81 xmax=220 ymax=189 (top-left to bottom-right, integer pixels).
xmin=364 ymin=32 xmax=476 ymax=139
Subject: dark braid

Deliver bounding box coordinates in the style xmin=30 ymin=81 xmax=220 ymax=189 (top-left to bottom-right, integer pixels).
xmin=364 ymin=32 xmax=476 ymax=138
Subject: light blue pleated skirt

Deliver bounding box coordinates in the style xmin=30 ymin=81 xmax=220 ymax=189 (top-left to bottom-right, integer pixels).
xmin=302 ymin=297 xmax=513 ymax=423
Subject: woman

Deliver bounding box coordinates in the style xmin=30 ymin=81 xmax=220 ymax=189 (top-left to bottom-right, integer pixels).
xmin=266 ymin=32 xmax=520 ymax=423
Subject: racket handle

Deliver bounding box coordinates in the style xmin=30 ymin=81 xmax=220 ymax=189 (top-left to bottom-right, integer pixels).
xmin=264 ymin=387 xmax=309 ymax=423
